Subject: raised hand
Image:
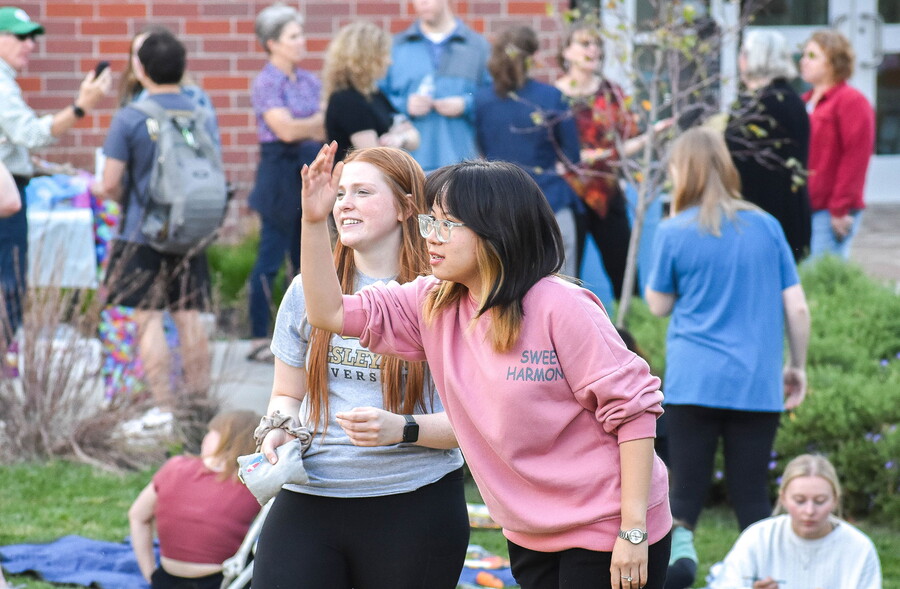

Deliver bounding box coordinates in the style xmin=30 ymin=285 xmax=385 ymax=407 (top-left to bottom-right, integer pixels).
xmin=300 ymin=141 xmax=343 ymax=224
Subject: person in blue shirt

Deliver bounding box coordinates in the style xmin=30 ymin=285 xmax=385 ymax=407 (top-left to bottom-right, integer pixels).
xmin=474 ymin=25 xmax=582 ymax=277
xmin=645 ymin=127 xmax=811 ymax=589
xmin=380 ymin=0 xmax=490 ymax=173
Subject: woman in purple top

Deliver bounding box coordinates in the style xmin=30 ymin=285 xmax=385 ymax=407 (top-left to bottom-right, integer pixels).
xmin=246 ymin=4 xmax=325 ymax=362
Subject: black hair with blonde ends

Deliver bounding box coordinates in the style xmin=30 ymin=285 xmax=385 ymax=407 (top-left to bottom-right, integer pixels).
xmin=422 ymin=160 xmax=564 ymax=352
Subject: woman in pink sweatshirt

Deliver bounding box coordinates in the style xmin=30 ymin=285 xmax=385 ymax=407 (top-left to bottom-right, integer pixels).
xmin=299 ymin=141 xmax=672 ymax=589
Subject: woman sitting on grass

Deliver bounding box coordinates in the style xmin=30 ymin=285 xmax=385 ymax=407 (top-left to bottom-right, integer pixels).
xmin=708 ymin=453 xmax=882 ymax=589
xmin=128 ymin=410 xmax=261 ymax=589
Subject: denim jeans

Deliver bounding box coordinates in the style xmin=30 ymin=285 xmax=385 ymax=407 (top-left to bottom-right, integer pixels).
xmin=0 ymin=177 xmax=28 ymax=336
xmin=809 ymin=209 xmax=863 ymax=260
xmin=248 ymin=217 xmax=300 ymax=339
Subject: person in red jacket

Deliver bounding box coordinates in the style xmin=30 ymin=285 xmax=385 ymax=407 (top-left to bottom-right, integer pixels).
xmin=799 ymin=29 xmax=875 ymax=260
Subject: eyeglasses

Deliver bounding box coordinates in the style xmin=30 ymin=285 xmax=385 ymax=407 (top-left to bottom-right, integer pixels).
xmin=417 ymin=214 xmax=465 ymax=243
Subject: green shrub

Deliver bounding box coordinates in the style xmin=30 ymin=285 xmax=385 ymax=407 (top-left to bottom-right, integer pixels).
xmin=207 ymin=233 xmax=260 ymax=305
xmin=772 ymin=259 xmax=900 ymax=523
xmin=207 ymin=232 xmax=288 ymax=318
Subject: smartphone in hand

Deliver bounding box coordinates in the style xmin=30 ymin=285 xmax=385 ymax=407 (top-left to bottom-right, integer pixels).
xmin=94 ymin=61 xmax=110 ymax=77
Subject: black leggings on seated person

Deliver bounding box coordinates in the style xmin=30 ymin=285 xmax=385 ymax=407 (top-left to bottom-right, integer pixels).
xmin=252 ymin=467 xmax=469 ymax=589
xmin=150 ymin=567 xmax=222 ymax=589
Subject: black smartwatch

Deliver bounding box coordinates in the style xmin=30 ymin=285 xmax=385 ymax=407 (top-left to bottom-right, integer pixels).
xmin=71 ymin=103 xmax=86 ymax=119
xmin=401 ymin=414 xmax=419 ymax=443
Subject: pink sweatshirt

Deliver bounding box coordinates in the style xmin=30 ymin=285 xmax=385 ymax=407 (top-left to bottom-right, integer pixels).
xmin=343 ymin=275 xmax=671 ymax=552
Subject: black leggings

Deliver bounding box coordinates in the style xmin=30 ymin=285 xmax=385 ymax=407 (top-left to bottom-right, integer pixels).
xmin=252 ymin=468 xmax=469 ymax=589
xmin=150 ymin=568 xmax=222 ymax=589
xmin=665 ymin=405 xmax=781 ymax=530
xmin=508 ymin=532 xmax=671 ymax=589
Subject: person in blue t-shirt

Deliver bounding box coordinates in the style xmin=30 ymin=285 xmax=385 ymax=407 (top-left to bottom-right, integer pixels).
xmin=645 ymin=127 xmax=810 ymax=589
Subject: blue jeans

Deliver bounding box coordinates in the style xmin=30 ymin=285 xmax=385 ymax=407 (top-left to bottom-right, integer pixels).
xmin=248 ymin=217 xmax=300 ymax=339
xmin=0 ymin=177 xmax=29 ymax=337
xmin=809 ymin=209 xmax=863 ymax=260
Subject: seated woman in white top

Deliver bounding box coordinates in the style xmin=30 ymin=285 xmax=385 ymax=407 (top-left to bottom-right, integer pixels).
xmin=709 ymin=453 xmax=882 ymax=589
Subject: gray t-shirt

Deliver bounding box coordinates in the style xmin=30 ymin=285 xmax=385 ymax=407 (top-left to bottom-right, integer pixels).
xmin=271 ymin=272 xmax=463 ymax=497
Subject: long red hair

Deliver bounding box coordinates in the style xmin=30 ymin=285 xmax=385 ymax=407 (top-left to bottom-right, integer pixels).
xmin=305 ymin=147 xmax=432 ymax=435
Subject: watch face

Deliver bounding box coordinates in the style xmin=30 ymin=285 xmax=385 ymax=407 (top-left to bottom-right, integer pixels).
xmin=627 ymin=529 xmax=644 ymax=543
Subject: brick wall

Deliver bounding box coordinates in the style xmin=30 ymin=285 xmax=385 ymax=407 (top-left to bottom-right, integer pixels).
xmin=19 ymin=0 xmax=570 ymax=237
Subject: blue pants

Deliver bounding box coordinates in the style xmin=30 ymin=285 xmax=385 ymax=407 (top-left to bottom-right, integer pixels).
xmin=809 ymin=209 xmax=863 ymax=260
xmin=0 ymin=177 xmax=29 ymax=337
xmin=248 ymin=216 xmax=300 ymax=339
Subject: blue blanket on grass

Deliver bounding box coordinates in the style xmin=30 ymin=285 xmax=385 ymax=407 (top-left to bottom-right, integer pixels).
xmin=1 ymin=535 xmax=517 ymax=588
xmin=0 ymin=535 xmax=153 ymax=589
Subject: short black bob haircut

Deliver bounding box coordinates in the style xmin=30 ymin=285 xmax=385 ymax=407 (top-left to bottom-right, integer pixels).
xmin=137 ymin=31 xmax=186 ymax=86
xmin=424 ymin=159 xmax=564 ymax=313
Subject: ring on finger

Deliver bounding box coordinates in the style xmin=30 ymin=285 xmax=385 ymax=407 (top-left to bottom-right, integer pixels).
xmin=622 ymin=575 xmax=633 ymax=582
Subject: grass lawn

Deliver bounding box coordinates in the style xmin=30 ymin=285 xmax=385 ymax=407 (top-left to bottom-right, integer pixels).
xmin=1 ymin=462 xmax=898 ymax=588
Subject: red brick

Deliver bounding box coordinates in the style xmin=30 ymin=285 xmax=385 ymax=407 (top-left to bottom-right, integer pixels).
xmin=41 ymin=20 xmax=78 ymax=36
xmin=217 ymin=112 xmax=254 ymax=128
xmin=46 ymin=3 xmax=94 ymax=17
xmin=47 ymin=77 xmax=85 ymax=92
xmin=189 ymin=57 xmax=234 ymax=73
xmin=202 ymin=39 xmax=256 ymax=53
xmin=237 ymin=57 xmax=268 ymax=71
xmin=81 ymin=21 xmax=129 ymax=35
xmin=390 ymin=18 xmax=414 ymax=33
xmin=471 ymin=1 xmax=503 ymax=15
xmin=232 ymin=94 xmax=254 ymax=109
xmin=236 ymin=21 xmax=255 ymax=35
xmin=235 ymin=132 xmax=258 ymax=146
xmin=305 ymin=37 xmax=329 ymax=53
xmin=25 ymin=59 xmax=78 ymax=73
xmin=203 ymin=76 xmax=249 ymax=91
xmin=358 ymin=3 xmax=402 ymax=16
xmin=43 ymin=40 xmax=93 ymax=55
xmin=202 ymin=4 xmax=251 ymax=17
xmin=223 ymin=150 xmax=251 ymax=165
xmin=508 ymin=1 xmax=548 ymax=15
xmin=98 ymin=40 xmax=131 ymax=55
xmin=186 ymin=20 xmax=232 ymax=35
xmin=18 ymin=77 xmax=42 ymax=92
xmin=148 ymin=3 xmax=199 ymax=18
xmin=99 ymin=4 xmax=146 ymax=18
xmin=305 ymin=2 xmax=349 ymax=18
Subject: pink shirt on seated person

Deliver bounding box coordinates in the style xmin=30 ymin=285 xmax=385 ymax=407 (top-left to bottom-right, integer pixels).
xmin=342 ymin=275 xmax=671 ymax=552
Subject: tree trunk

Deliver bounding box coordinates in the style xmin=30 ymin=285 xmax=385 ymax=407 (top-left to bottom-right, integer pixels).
xmin=615 ymin=183 xmax=648 ymax=329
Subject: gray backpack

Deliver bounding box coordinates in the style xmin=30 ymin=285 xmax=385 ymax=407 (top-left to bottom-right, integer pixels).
xmin=130 ymin=100 xmax=227 ymax=255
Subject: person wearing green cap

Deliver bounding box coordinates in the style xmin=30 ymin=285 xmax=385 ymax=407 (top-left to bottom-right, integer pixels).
xmin=0 ymin=5 xmax=111 ymax=365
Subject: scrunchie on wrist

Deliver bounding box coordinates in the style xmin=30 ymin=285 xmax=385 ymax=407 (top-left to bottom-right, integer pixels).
xmin=253 ymin=410 xmax=312 ymax=450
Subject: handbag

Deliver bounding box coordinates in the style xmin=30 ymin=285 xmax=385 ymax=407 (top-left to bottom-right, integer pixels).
xmin=237 ymin=438 xmax=310 ymax=505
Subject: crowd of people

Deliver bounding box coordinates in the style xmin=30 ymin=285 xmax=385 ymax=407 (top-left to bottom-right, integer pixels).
xmin=0 ymin=0 xmax=886 ymax=587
